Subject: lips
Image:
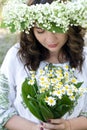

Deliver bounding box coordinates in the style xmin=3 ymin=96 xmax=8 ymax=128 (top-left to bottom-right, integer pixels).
xmin=48 ymin=44 xmax=58 ymax=48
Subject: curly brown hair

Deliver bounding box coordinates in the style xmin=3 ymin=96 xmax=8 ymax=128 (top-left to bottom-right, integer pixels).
xmin=18 ymin=0 xmax=85 ymax=71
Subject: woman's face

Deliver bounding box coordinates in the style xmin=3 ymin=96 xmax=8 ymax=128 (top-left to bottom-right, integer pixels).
xmin=33 ymin=27 xmax=68 ymax=55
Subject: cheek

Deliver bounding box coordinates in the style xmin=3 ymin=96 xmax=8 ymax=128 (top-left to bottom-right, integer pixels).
xmin=61 ymin=34 xmax=68 ymax=44
xmin=34 ymin=33 xmax=46 ymax=45
xmin=56 ymin=33 xmax=68 ymax=43
xmin=36 ymin=37 xmax=45 ymax=45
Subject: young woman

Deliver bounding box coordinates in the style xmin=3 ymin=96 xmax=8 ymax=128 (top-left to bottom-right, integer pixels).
xmin=0 ymin=0 xmax=87 ymax=130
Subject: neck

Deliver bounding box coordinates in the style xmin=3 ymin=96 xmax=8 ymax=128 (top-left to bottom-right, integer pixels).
xmin=46 ymin=51 xmax=67 ymax=64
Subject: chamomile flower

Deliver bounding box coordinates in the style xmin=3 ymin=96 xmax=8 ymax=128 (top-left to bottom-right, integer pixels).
xmin=64 ymin=84 xmax=70 ymax=90
xmin=64 ymin=64 xmax=69 ymax=70
xmin=39 ymin=76 xmax=48 ymax=83
xmin=45 ymin=96 xmax=56 ymax=106
xmin=52 ymin=90 xmax=62 ymax=99
xmin=28 ymin=79 xmax=35 ymax=85
xmin=55 ymin=82 xmax=63 ymax=89
xmin=71 ymin=77 xmax=77 ymax=83
xmin=39 ymin=69 xmax=45 ymax=75
xmin=67 ymin=89 xmax=73 ymax=96
xmin=39 ymin=87 xmax=47 ymax=93
xmin=69 ymin=95 xmax=75 ymax=101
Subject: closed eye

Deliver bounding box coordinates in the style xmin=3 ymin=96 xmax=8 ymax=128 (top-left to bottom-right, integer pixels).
xmin=35 ymin=27 xmax=45 ymax=33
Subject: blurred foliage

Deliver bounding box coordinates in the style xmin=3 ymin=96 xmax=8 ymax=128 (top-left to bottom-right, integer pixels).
xmin=0 ymin=0 xmax=19 ymax=66
xmin=0 ymin=0 xmax=8 ymax=18
xmin=0 ymin=32 xmax=19 ymax=66
xmin=0 ymin=0 xmax=7 ymax=23
xmin=0 ymin=0 xmax=7 ymax=6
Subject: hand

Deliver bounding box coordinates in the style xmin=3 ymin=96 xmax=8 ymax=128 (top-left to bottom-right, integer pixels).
xmin=40 ymin=118 xmax=71 ymax=130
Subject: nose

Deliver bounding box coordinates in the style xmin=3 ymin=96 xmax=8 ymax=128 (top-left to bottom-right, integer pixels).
xmin=45 ymin=31 xmax=56 ymax=44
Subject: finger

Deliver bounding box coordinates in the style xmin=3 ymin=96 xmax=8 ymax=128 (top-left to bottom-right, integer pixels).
xmin=48 ymin=118 xmax=65 ymax=124
xmin=42 ymin=122 xmax=65 ymax=130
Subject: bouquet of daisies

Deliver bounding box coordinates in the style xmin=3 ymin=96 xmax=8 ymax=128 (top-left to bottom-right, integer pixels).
xmin=22 ymin=63 xmax=85 ymax=122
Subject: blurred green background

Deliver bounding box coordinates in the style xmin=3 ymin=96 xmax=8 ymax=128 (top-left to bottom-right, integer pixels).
xmin=0 ymin=31 xmax=19 ymax=66
xmin=0 ymin=0 xmax=19 ymax=66
xmin=0 ymin=0 xmax=15 ymax=65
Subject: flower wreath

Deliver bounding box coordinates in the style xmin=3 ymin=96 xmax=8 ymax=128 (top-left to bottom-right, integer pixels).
xmin=0 ymin=0 xmax=87 ymax=33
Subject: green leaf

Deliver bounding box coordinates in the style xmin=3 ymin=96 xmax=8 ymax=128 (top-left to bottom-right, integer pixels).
xmin=39 ymin=22 xmax=64 ymax=33
xmin=53 ymin=95 xmax=74 ymax=118
xmin=0 ymin=20 xmax=17 ymax=33
xmin=21 ymin=21 xmax=27 ymax=30
xmin=57 ymin=104 xmax=71 ymax=116
xmin=39 ymin=102 xmax=54 ymax=122
xmin=22 ymin=78 xmax=44 ymax=121
xmin=9 ymin=24 xmax=16 ymax=33
xmin=61 ymin=95 xmax=73 ymax=105
xmin=27 ymin=100 xmax=44 ymax=121
xmin=36 ymin=93 xmax=54 ymax=121
xmin=74 ymin=82 xmax=83 ymax=88
xmin=48 ymin=22 xmax=64 ymax=33
xmin=22 ymin=78 xmax=37 ymax=98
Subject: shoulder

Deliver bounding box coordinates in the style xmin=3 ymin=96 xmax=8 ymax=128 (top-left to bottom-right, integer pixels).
xmin=5 ymin=43 xmax=20 ymax=59
xmin=2 ymin=43 xmax=20 ymax=64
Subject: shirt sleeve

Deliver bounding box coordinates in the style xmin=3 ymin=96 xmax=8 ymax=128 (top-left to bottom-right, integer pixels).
xmin=79 ymin=46 xmax=87 ymax=117
xmin=79 ymin=95 xmax=87 ymax=117
xmin=0 ymin=44 xmax=19 ymax=129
